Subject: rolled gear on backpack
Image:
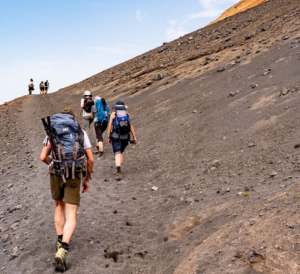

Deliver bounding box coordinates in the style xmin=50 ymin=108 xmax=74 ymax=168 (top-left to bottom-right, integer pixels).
xmin=50 ymin=114 xmax=87 ymax=183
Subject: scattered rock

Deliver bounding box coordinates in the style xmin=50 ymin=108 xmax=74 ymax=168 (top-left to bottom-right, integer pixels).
xmin=151 ymin=186 xmax=158 ymax=191
xmin=211 ymin=160 xmax=220 ymax=168
xmin=218 ymin=66 xmax=226 ymax=72
xmin=270 ymin=171 xmax=278 ymax=177
xmin=1 ymin=234 xmax=9 ymax=242
xmin=280 ymin=87 xmax=289 ymax=96
xmin=157 ymin=74 xmax=163 ymax=80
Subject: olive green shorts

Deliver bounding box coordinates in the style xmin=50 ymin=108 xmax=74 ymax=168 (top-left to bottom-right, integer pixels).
xmin=50 ymin=174 xmax=82 ymax=206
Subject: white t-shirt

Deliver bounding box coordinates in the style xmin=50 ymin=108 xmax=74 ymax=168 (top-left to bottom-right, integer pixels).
xmin=43 ymin=130 xmax=92 ymax=149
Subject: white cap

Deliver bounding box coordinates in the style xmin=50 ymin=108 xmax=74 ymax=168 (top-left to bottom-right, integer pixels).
xmin=84 ymin=90 xmax=91 ymax=96
xmin=94 ymin=96 xmax=101 ymax=101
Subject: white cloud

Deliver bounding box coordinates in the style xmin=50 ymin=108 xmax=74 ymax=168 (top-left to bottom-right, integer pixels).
xmin=166 ymin=20 xmax=187 ymax=40
xmin=166 ymin=0 xmax=240 ymax=41
xmin=186 ymin=8 xmax=223 ymax=20
xmin=136 ymin=9 xmax=142 ymax=21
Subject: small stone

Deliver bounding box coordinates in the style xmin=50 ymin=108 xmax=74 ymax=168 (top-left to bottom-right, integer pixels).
xmin=281 ymin=87 xmax=289 ymax=96
xmin=157 ymin=74 xmax=163 ymax=80
xmin=211 ymin=160 xmax=220 ymax=167
xmin=9 ymin=254 xmax=18 ymax=261
xmin=151 ymin=186 xmax=158 ymax=191
xmin=283 ymin=36 xmax=289 ymax=40
xmin=248 ymin=143 xmax=256 ymax=147
xmin=11 ymin=222 xmax=20 ymax=230
xmin=270 ymin=171 xmax=278 ymax=177
xmin=1 ymin=234 xmax=9 ymax=242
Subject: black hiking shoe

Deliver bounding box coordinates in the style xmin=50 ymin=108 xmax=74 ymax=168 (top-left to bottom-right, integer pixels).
xmin=98 ymin=151 xmax=104 ymax=158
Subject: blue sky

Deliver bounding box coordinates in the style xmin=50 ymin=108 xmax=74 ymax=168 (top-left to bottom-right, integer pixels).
xmin=0 ymin=0 xmax=239 ymax=105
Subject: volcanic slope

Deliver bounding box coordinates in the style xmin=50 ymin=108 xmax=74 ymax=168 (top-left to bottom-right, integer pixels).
xmin=209 ymin=0 xmax=269 ymax=25
xmin=1 ymin=0 xmax=300 ymax=273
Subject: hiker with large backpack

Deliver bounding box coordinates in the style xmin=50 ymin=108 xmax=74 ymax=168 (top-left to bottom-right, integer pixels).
xmin=40 ymin=107 xmax=94 ymax=272
xmin=91 ymin=96 xmax=110 ymax=158
xmin=80 ymin=90 xmax=94 ymax=133
xmin=28 ymin=78 xmax=34 ymax=95
xmin=107 ymin=101 xmax=137 ymax=181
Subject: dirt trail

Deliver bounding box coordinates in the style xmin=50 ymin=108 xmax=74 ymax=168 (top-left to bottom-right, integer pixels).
xmin=2 ymin=0 xmax=300 ymax=273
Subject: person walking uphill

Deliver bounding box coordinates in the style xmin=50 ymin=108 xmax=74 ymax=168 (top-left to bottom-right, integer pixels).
xmin=28 ymin=78 xmax=34 ymax=95
xmin=39 ymin=81 xmax=44 ymax=94
xmin=80 ymin=90 xmax=94 ymax=133
xmin=40 ymin=107 xmax=94 ymax=272
xmin=91 ymin=96 xmax=110 ymax=158
xmin=107 ymin=101 xmax=137 ymax=181
xmin=44 ymin=80 xmax=50 ymax=94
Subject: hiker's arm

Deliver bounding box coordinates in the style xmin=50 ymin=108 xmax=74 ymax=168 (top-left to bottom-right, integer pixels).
xmin=107 ymin=112 xmax=115 ymax=145
xmin=128 ymin=114 xmax=137 ymax=144
xmin=82 ymin=148 xmax=94 ymax=193
xmin=40 ymin=144 xmax=52 ymax=165
xmin=91 ymin=112 xmax=94 ymax=119
xmin=130 ymin=124 xmax=137 ymax=144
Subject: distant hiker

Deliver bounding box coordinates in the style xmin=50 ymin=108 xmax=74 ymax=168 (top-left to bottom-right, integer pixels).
xmin=44 ymin=80 xmax=50 ymax=94
xmin=91 ymin=96 xmax=110 ymax=157
xmin=107 ymin=101 xmax=137 ymax=180
xmin=80 ymin=91 xmax=94 ymax=132
xmin=28 ymin=78 xmax=34 ymax=95
xmin=39 ymin=81 xmax=44 ymax=94
xmin=40 ymin=107 xmax=94 ymax=272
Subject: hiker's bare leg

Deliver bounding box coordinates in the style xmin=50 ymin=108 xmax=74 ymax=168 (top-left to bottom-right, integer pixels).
xmin=115 ymin=153 xmax=123 ymax=167
xmin=54 ymin=200 xmax=65 ymax=235
xmin=98 ymin=141 xmax=103 ymax=152
xmin=62 ymin=203 xmax=78 ymax=244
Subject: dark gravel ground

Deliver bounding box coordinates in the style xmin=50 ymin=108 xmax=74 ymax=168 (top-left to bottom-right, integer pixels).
xmin=1 ymin=0 xmax=300 ymax=273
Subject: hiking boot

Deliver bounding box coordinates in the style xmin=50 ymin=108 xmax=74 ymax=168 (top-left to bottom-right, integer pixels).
xmin=116 ymin=172 xmax=122 ymax=181
xmin=55 ymin=247 xmax=68 ymax=272
xmin=98 ymin=151 xmax=104 ymax=158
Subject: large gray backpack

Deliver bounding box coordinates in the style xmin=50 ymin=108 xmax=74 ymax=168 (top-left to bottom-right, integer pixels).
xmin=51 ymin=114 xmax=87 ymax=182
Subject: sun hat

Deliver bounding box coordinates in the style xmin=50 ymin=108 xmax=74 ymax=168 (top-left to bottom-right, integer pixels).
xmin=112 ymin=100 xmax=127 ymax=110
xmin=84 ymin=90 xmax=91 ymax=96
xmin=94 ymin=96 xmax=101 ymax=102
xmin=61 ymin=107 xmax=75 ymax=118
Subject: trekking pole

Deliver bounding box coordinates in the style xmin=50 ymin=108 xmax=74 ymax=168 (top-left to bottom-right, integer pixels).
xmin=41 ymin=117 xmax=57 ymax=161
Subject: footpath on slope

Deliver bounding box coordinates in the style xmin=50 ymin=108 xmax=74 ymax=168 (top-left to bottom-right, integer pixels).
xmin=0 ymin=94 xmax=196 ymax=274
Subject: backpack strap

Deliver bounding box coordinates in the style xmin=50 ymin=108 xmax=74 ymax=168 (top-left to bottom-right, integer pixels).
xmin=72 ymin=137 xmax=79 ymax=179
xmin=55 ymin=136 xmax=69 ymax=179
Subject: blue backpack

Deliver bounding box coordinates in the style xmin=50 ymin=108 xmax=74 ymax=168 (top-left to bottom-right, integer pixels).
xmin=113 ymin=111 xmax=131 ymax=136
xmin=96 ymin=99 xmax=110 ymax=127
xmin=51 ymin=114 xmax=86 ymax=181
